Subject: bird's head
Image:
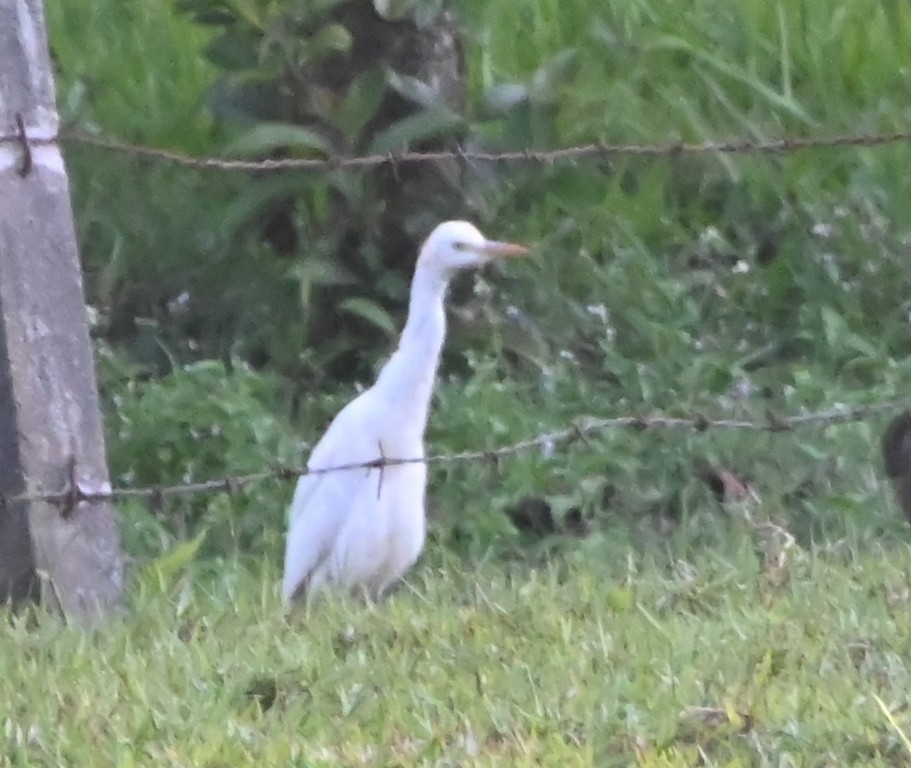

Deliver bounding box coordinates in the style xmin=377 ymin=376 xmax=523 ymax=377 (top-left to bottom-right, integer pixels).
xmin=417 ymin=220 xmax=529 ymax=275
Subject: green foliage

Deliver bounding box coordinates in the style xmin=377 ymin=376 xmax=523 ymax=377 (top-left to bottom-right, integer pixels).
xmin=48 ymin=0 xmax=911 ymax=560
xmin=104 ymin=360 xmax=301 ymax=557
xmin=423 ymin=354 xmax=908 ymax=562
xmin=140 ymin=529 xmax=209 ymax=594
xmin=168 ymin=0 xmax=476 ymax=378
xmin=47 ymin=0 xmax=279 ymax=377
xmin=463 ymin=0 xmax=911 ymax=400
xmin=47 ymin=0 xmax=217 ymax=149
xmin=49 ymin=0 xmax=911 ymax=387
xmin=49 ymin=0 xmax=578 ymax=383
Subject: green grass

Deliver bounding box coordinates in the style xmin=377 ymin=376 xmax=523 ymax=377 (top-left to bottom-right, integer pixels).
xmin=5 ymin=534 xmax=911 ymax=766
xmin=47 ymin=0 xmax=218 ymax=149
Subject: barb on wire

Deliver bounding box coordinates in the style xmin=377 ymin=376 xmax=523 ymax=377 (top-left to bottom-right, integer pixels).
xmin=1 ymin=128 xmax=910 ymax=172
xmin=375 ymin=440 xmax=388 ymax=501
xmin=0 ymin=398 xmax=904 ymax=511
xmin=60 ymin=454 xmax=79 ymax=519
xmin=14 ymin=113 xmax=32 ymax=177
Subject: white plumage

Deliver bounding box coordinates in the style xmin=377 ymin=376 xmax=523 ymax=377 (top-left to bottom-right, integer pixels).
xmin=282 ymin=220 xmax=529 ymax=607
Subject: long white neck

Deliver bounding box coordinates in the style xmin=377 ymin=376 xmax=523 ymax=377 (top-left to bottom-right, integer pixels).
xmin=371 ymin=265 xmax=449 ymax=439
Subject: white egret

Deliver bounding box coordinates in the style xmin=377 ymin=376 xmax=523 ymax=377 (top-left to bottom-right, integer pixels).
xmin=282 ymin=220 xmax=529 ymax=607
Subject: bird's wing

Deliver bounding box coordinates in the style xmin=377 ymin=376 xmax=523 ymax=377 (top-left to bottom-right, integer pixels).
xmin=281 ymin=474 xmax=338 ymax=604
xmin=281 ymin=396 xmax=378 ymax=604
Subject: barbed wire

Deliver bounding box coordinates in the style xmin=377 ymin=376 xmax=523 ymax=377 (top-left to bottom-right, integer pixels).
xmin=3 ymin=122 xmax=909 ymax=512
xmin=0 ymin=398 xmax=904 ymax=513
xmin=2 ymin=127 xmax=911 ymax=172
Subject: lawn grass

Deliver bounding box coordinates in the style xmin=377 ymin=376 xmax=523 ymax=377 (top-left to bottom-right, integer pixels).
xmin=4 ymin=529 xmax=911 ymax=766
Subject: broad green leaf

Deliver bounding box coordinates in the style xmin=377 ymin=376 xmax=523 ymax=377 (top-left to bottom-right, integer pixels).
xmin=483 ymin=83 xmax=528 ymax=114
xmin=339 ymin=297 xmax=398 ymax=336
xmin=373 ymin=0 xmax=417 ymax=20
xmin=142 ymin=529 xmax=207 ymax=591
xmin=385 ymin=70 xmax=440 ymax=109
xmin=845 ymin=331 xmax=879 ymax=358
xmin=367 ymin=108 xmax=464 ymax=154
xmin=821 ymin=305 xmax=847 ymax=351
xmin=296 ymin=257 xmax=358 ymax=310
xmin=225 ymin=0 xmax=263 ymax=30
xmin=307 ymin=22 xmax=353 ymax=58
xmin=187 ymin=9 xmax=236 ymax=26
xmin=223 ymin=123 xmax=331 ymax=157
xmin=333 ymin=69 xmax=388 ymax=137
xmin=529 ymin=49 xmax=579 ymax=103
xmin=218 ymin=176 xmax=317 ymax=240
xmin=294 ymin=258 xmax=357 ymax=290
xmin=204 ymin=29 xmax=259 ymax=70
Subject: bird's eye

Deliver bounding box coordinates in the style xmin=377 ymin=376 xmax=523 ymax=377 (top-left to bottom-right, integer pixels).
xmin=452 ymin=242 xmax=467 ymax=251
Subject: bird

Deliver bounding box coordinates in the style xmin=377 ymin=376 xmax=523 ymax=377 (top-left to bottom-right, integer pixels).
xmin=282 ymin=220 xmax=529 ymax=607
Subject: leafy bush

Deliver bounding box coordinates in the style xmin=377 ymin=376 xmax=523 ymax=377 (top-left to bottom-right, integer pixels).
xmin=103 ymin=359 xmax=302 ymax=558
xmin=51 ymin=0 xmax=575 ymax=386
xmin=169 ymin=0 xmax=471 ymax=380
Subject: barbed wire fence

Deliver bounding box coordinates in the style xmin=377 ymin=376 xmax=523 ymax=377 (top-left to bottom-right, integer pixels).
xmin=2 ymin=399 xmax=906 ymax=516
xmin=2 ymin=125 xmax=911 ymax=172
xmin=3 ymin=119 xmax=911 ymax=517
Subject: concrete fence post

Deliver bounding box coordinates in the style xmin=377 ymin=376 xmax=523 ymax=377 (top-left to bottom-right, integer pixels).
xmin=0 ymin=0 xmax=123 ymax=622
